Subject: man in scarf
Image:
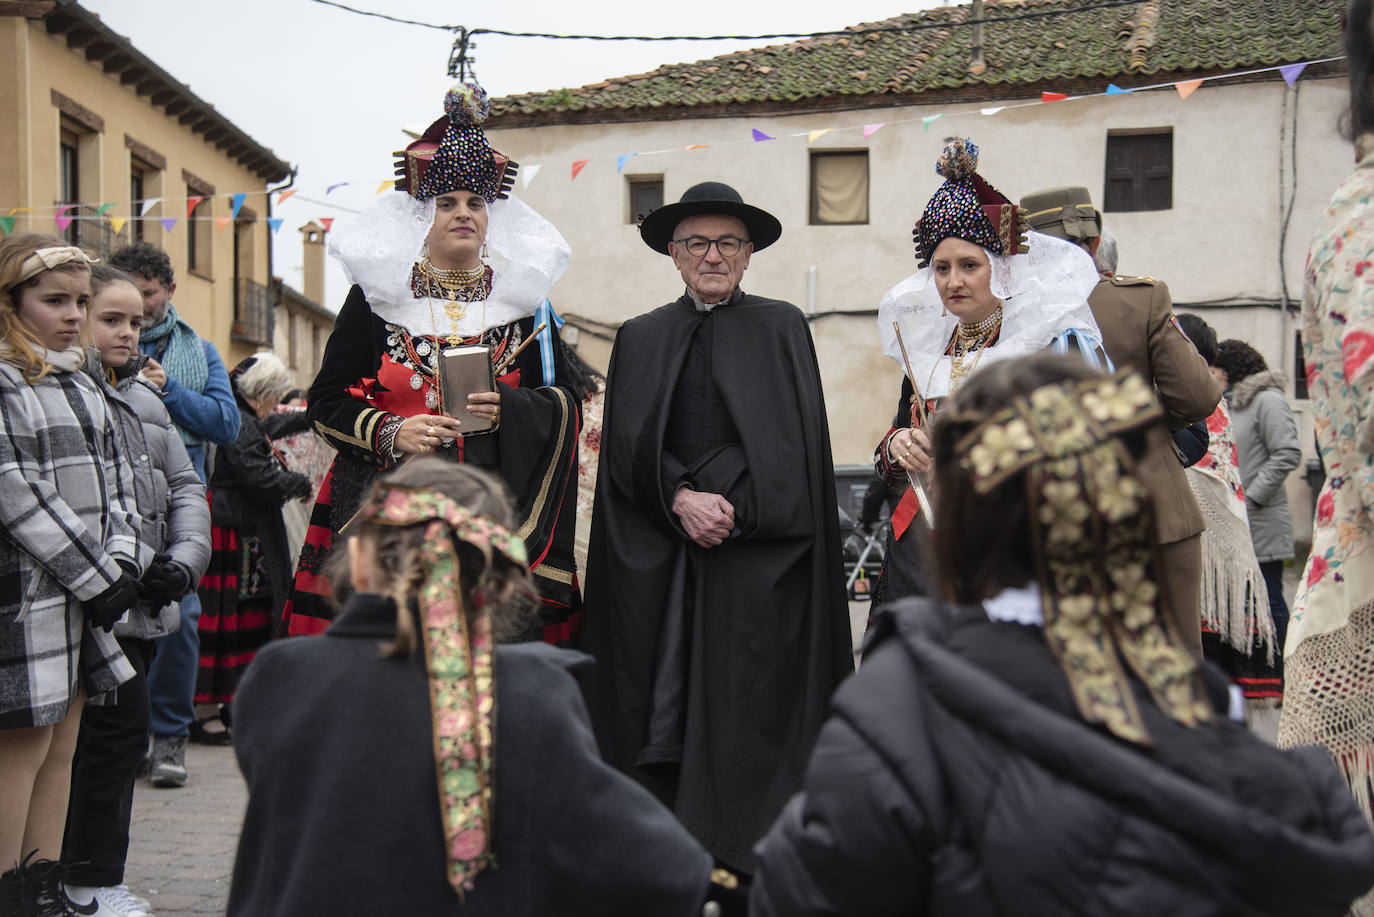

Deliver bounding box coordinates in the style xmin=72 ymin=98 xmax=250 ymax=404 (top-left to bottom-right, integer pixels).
xmin=109 ymin=242 xmax=239 ymax=789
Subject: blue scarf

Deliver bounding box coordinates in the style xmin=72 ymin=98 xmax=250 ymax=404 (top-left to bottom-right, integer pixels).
xmin=140 ymin=302 xmax=209 ymax=446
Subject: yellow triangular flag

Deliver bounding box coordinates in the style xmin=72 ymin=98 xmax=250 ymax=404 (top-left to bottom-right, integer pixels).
xmin=1175 ymin=79 xmax=1203 ymax=100
xmin=807 ymin=129 xmax=832 ymax=144
xmin=376 ymin=180 xmax=393 ymax=194
xmin=109 ymin=217 xmax=126 ymax=235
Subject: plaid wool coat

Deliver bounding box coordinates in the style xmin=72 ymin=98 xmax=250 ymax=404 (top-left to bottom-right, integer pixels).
xmin=0 ymin=356 xmax=146 ymax=727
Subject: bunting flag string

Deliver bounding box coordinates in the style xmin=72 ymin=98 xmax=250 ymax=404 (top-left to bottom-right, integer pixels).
xmin=267 ymin=218 xmax=284 ymax=234
xmin=319 ymin=217 xmax=335 ymax=232
xmin=0 ymin=55 xmax=1341 ymax=224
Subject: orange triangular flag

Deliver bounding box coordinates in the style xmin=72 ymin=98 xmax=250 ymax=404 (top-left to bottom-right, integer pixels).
xmin=319 ymin=217 xmax=335 ymax=232
xmin=685 ymin=144 xmax=709 ymax=151
xmin=186 ymin=196 xmax=204 ymax=218
xmin=571 ymin=160 xmax=589 ymax=180
xmin=277 ymin=189 xmax=298 ymax=205
xmin=214 ymin=217 xmax=231 ymax=231
xmin=1175 ymin=79 xmax=1203 ymax=100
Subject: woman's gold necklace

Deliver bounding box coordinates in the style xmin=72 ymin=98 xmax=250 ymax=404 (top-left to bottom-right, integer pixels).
xmin=412 ymin=256 xmax=492 ymax=347
xmin=929 ymin=302 xmax=1004 ymax=397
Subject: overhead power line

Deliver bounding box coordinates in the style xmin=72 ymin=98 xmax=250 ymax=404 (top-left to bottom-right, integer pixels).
xmin=307 ymin=0 xmax=1149 ymax=41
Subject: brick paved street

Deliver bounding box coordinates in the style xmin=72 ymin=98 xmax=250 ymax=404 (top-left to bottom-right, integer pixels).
xmin=124 ymin=743 xmax=244 ymax=916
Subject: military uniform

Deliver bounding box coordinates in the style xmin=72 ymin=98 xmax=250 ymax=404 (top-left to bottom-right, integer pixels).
xmin=1021 ymin=186 xmax=1221 ymax=650
xmin=1088 ymin=274 xmax=1223 ymax=649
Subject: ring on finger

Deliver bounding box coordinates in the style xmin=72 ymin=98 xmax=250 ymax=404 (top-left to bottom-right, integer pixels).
xmin=427 ymin=425 xmax=436 ymax=436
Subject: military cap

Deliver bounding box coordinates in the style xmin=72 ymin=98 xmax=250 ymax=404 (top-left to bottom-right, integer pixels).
xmin=1019 ymin=186 xmax=1102 ymax=242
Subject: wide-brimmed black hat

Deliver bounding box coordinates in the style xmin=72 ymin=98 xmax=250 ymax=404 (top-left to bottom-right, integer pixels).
xmin=639 ymin=181 xmax=782 ymax=255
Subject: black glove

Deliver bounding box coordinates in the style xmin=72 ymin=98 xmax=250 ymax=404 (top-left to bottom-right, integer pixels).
xmin=87 ymin=561 xmax=140 ymax=632
xmin=139 ymin=553 xmax=194 ymax=604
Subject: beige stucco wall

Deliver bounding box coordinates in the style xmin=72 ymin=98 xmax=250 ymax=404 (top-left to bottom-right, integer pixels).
xmin=0 ymin=16 xmax=276 ymax=369
xmin=490 ymin=78 xmax=1349 ymax=540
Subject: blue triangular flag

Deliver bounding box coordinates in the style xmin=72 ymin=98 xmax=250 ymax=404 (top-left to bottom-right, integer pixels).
xmin=616 ymin=153 xmax=637 ymax=173
xmin=267 ymin=218 xmax=283 ymax=234
xmin=231 ymin=193 xmax=246 ymax=219
xmin=1105 ymin=83 xmax=1130 ymax=95
xmin=1280 ymin=63 xmax=1308 ymax=86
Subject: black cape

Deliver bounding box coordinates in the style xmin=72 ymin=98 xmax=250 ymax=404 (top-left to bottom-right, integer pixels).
xmin=580 ymin=290 xmax=854 ymax=872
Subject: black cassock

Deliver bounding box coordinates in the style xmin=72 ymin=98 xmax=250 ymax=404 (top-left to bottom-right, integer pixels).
xmin=580 ymin=290 xmax=854 ymax=873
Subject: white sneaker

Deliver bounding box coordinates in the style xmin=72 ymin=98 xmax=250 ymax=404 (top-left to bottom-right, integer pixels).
xmin=65 ymin=883 xmax=153 ymax=916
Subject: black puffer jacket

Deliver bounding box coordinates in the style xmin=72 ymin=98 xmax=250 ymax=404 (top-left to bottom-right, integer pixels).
xmin=752 ymin=599 xmax=1374 ymax=917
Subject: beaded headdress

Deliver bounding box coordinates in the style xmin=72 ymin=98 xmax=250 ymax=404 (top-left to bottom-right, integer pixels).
xmin=395 ymin=83 xmax=517 ymax=203
xmin=354 ymin=483 xmax=528 ymax=896
xmin=913 ymin=138 xmax=1029 ymax=268
xmin=955 ymin=371 xmax=1212 ymax=745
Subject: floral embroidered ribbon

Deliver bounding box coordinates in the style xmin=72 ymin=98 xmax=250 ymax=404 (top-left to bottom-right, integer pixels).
xmin=356 ymin=484 xmax=527 ymax=895
xmin=955 ymin=372 xmax=1212 ymax=745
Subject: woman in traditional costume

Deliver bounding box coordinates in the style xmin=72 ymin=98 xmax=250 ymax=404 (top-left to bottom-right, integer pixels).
xmin=869 ymin=139 xmax=1102 ymax=607
xmin=284 ymin=83 xmax=581 ymax=644
xmin=751 ymin=353 xmax=1374 ymax=917
xmin=1172 ymin=314 xmax=1281 ymax=723
xmin=1280 ymin=7 xmax=1374 ymax=906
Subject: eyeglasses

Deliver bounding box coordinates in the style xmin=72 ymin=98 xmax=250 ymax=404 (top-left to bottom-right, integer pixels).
xmin=671 ymin=235 xmax=749 ymax=258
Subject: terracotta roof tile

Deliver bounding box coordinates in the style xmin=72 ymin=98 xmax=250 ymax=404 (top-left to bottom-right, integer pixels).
xmin=488 ymin=0 xmax=1342 ymax=123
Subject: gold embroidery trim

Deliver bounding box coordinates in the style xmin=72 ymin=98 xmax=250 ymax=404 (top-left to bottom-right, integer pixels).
xmin=517 ymin=387 xmax=573 ymax=542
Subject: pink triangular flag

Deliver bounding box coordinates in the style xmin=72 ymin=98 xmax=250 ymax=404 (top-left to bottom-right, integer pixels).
xmin=319 ymin=217 xmax=335 ymax=232
xmin=863 ymin=123 xmax=885 ymax=139
xmin=277 ymin=189 xmax=298 ymax=206
xmin=571 ymin=160 xmax=589 ymax=180
xmin=214 ymin=217 xmax=231 ymax=231
xmin=55 ymin=205 xmax=75 ymax=231
xmin=1175 ymin=79 xmax=1203 ymax=100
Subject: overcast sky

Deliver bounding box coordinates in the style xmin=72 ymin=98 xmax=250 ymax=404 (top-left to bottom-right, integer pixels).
xmin=79 ymin=0 xmax=943 ymax=307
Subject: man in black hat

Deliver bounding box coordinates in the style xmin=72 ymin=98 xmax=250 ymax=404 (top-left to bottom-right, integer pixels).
xmin=580 ymin=182 xmax=853 ymax=874
xmin=1020 ymin=186 xmax=1221 ymax=650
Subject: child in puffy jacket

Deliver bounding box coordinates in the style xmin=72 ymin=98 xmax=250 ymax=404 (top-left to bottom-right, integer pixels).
xmin=61 ymin=264 xmax=211 ymax=916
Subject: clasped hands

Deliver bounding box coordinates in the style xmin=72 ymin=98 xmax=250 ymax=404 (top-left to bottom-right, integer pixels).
xmin=396 ymin=392 xmax=503 ymax=455
xmin=673 ymin=487 xmax=735 ymax=549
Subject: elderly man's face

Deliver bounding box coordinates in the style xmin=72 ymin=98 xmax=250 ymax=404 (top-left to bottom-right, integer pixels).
xmin=668 ymin=214 xmax=753 ymax=305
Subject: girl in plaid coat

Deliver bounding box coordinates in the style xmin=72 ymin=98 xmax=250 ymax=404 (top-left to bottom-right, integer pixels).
xmin=0 ymin=234 xmax=148 ymax=912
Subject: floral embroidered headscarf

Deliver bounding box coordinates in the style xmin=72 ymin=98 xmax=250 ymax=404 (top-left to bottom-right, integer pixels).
xmin=354 ymin=484 xmax=528 ymax=895
xmin=955 ymin=371 xmax=1212 ymax=744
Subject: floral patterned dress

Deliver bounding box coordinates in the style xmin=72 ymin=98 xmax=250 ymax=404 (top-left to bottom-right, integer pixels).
xmin=1278 ymin=140 xmax=1374 ymax=826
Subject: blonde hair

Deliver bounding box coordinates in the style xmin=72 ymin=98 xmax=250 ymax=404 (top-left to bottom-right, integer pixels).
xmin=349 ymin=460 xmax=535 ymax=657
xmin=0 ymin=232 xmax=92 ymax=383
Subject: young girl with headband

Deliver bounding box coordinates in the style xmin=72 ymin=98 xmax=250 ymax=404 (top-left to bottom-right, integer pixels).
xmin=228 ymin=459 xmax=744 ymax=916
xmin=0 ymin=233 xmax=148 ymax=912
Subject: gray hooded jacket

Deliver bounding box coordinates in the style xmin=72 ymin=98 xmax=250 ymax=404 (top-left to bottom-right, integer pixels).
xmin=105 ymin=360 xmax=211 ymax=639
xmin=1226 ymin=369 xmax=1302 ymax=562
